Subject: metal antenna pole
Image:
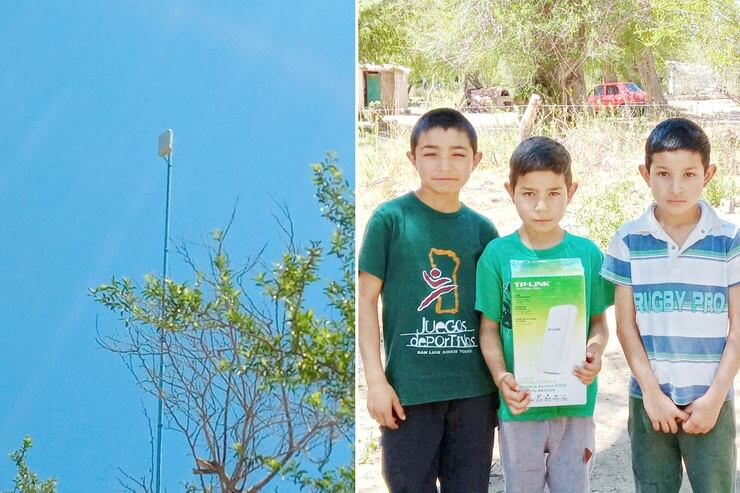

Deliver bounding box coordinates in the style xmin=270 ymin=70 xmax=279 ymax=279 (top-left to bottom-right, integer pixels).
xmin=155 ymin=129 xmax=174 ymax=493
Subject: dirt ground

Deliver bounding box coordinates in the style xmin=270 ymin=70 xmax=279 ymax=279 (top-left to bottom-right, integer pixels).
xmin=356 ymin=98 xmax=740 ymax=492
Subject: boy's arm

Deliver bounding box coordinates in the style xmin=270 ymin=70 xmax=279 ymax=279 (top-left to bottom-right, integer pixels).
xmin=358 ymin=271 xmax=405 ymax=429
xmin=479 ymin=314 xmax=530 ymax=414
xmin=573 ymin=312 xmax=609 ymax=385
xmin=615 ymin=284 xmax=688 ymax=433
xmin=683 ymin=284 xmax=740 ymax=434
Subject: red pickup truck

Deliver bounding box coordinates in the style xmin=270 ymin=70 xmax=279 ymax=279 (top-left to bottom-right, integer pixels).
xmin=588 ymin=82 xmax=647 ymax=112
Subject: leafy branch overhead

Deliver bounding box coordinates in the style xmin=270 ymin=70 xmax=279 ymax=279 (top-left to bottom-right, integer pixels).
xmin=3 ymin=437 xmax=57 ymax=493
xmin=91 ymin=153 xmax=354 ymax=492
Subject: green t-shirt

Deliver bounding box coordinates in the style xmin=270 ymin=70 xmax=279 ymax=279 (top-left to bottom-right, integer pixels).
xmin=359 ymin=192 xmax=499 ymax=405
xmin=475 ymin=231 xmax=614 ymax=421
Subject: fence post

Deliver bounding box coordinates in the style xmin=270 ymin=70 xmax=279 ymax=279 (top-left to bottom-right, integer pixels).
xmin=519 ymin=94 xmax=542 ymax=141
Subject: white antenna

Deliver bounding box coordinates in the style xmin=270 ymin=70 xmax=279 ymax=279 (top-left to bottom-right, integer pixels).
xmin=540 ymin=304 xmax=578 ymax=374
xmin=158 ymin=129 xmax=173 ymax=157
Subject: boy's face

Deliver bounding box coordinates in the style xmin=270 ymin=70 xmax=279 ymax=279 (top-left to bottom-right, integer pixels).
xmin=505 ymin=170 xmax=577 ymax=235
xmin=407 ymin=127 xmax=482 ymax=197
xmin=639 ymin=150 xmax=716 ymax=218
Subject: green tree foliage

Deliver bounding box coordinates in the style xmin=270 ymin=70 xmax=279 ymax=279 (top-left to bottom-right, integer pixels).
xmin=359 ymin=0 xmax=739 ymax=102
xmin=480 ymin=1 xmax=607 ymax=103
xmin=90 ymin=154 xmax=354 ymax=492
xmin=358 ymin=0 xmax=412 ymax=64
xmin=696 ymin=0 xmax=740 ymax=73
xmin=608 ymin=0 xmax=711 ymax=102
xmin=3 ymin=438 xmax=57 ymax=493
xmin=360 ymin=0 xmax=637 ymax=101
xmin=358 ymin=0 xmax=441 ymax=86
xmin=576 ymin=179 xmax=651 ymax=250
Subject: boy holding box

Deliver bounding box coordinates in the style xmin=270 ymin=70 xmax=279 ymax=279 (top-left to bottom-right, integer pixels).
xmin=601 ymin=118 xmax=739 ymax=492
xmin=476 ymin=136 xmax=613 ymax=493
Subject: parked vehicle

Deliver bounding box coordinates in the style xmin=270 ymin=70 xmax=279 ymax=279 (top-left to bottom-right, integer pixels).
xmin=464 ymin=87 xmax=514 ymax=112
xmin=588 ymin=82 xmax=647 ymax=113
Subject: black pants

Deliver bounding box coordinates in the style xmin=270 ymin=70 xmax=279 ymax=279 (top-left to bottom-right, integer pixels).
xmin=381 ymin=393 xmax=497 ymax=493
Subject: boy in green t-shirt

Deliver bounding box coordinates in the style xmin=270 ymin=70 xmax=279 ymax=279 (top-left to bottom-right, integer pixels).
xmin=475 ymin=137 xmax=614 ymax=493
xmin=359 ymin=108 xmax=499 ymax=492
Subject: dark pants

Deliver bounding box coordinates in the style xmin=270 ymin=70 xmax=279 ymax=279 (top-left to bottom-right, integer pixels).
xmin=381 ymin=393 xmax=497 ymax=493
xmin=629 ymin=397 xmax=737 ymax=493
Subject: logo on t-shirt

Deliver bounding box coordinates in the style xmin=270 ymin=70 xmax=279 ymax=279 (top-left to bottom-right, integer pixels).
xmin=416 ymin=248 xmax=460 ymax=314
xmin=404 ymin=248 xmax=477 ymax=354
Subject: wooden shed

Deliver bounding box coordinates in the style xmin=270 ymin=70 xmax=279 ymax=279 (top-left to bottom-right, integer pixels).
xmin=357 ymin=63 xmax=410 ymax=112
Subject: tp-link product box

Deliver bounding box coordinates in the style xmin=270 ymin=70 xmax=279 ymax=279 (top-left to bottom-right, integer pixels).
xmin=510 ymin=259 xmax=587 ymax=407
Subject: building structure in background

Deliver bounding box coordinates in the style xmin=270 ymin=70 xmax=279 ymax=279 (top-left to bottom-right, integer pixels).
xmin=357 ymin=63 xmax=410 ymax=112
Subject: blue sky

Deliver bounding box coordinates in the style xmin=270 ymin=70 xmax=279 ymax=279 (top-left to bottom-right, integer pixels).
xmin=0 ymin=2 xmax=354 ymax=490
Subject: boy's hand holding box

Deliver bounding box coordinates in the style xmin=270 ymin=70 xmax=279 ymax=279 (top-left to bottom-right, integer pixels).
xmin=511 ymin=258 xmax=587 ymax=407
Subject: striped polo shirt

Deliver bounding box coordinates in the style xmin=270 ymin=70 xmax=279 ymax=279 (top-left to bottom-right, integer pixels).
xmin=601 ymin=200 xmax=739 ymax=405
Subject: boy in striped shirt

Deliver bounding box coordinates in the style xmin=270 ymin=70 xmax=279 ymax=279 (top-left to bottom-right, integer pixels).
xmin=602 ymin=118 xmax=739 ymax=492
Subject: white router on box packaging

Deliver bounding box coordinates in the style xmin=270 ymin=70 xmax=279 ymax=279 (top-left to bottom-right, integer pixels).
xmin=539 ymin=304 xmax=578 ymax=374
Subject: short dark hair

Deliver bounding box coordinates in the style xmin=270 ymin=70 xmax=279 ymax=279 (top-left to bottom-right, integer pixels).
xmin=509 ymin=136 xmax=572 ymax=189
xmin=410 ymin=108 xmax=478 ymax=154
xmin=645 ymin=118 xmax=710 ymax=170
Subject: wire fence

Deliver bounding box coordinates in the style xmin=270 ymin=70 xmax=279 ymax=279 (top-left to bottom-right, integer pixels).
xmin=358 ymin=100 xmax=740 ymax=214
xmin=360 ymin=101 xmax=740 ymax=143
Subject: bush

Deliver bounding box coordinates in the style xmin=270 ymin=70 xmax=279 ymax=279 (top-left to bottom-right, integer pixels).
xmin=704 ymin=165 xmax=737 ymax=210
xmin=577 ymin=179 xmax=650 ymax=250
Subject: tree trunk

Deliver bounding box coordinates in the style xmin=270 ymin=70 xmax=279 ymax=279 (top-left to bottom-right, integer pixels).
xmin=562 ymin=64 xmax=586 ymax=104
xmin=636 ymin=47 xmax=667 ymax=105
xmin=602 ymin=66 xmax=617 ymax=83
xmin=555 ymin=20 xmax=588 ymax=105
xmin=567 ymin=21 xmax=589 ymax=105
xmin=533 ymin=66 xmax=559 ymax=103
xmin=464 ymin=72 xmax=483 ymax=90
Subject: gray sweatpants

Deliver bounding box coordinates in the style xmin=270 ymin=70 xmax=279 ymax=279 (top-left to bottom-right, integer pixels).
xmin=499 ymin=416 xmax=595 ymax=493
